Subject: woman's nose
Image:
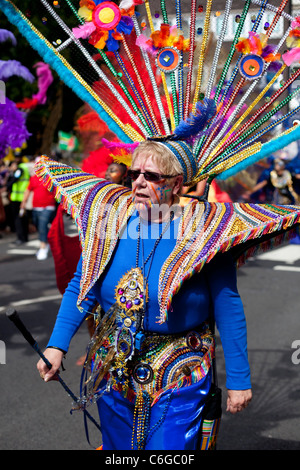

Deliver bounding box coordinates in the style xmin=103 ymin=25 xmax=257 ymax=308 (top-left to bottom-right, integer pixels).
xmin=135 ymin=172 xmax=147 ymax=186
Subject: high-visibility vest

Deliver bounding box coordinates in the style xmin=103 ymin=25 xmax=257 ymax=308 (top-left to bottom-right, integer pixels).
xmin=10 ymin=163 xmax=30 ymax=202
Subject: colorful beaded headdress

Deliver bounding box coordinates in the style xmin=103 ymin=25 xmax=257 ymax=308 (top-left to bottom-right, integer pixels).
xmin=2 ymin=0 xmax=300 ymax=184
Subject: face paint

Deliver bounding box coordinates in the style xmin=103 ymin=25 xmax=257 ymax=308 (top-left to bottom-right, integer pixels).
xmin=149 ymin=182 xmax=162 ymax=204
xmin=132 ymin=186 xmax=153 ymax=215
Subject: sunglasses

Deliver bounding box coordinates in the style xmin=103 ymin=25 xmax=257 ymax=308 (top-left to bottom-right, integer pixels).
xmin=128 ymin=169 xmax=178 ymax=183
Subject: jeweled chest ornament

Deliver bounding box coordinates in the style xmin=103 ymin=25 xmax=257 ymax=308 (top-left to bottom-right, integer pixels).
xmin=115 ymin=267 xmax=148 ymax=313
xmin=113 ymin=267 xmax=148 ymax=372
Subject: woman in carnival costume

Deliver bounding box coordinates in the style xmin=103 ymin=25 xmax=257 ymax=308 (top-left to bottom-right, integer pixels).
xmin=3 ymin=0 xmax=300 ymax=450
xmin=36 ymin=136 xmax=254 ymax=450
xmin=35 ymin=130 xmax=300 ymax=451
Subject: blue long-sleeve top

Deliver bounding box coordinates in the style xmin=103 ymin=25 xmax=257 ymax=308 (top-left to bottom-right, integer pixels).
xmin=48 ymin=212 xmax=251 ymax=390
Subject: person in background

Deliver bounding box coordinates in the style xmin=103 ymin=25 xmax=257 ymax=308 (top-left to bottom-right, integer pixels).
xmin=243 ymin=158 xmax=300 ymax=205
xmin=7 ymin=155 xmax=30 ymax=245
xmin=105 ymin=161 xmax=129 ymax=186
xmin=20 ymin=171 xmax=57 ymax=260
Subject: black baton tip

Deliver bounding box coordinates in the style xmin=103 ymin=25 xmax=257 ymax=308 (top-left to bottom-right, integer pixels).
xmin=6 ymin=307 xmax=17 ymax=319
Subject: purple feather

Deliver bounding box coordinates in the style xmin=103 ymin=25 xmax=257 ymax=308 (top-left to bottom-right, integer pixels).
xmin=0 ymin=60 xmax=35 ymax=82
xmin=261 ymin=44 xmax=277 ymax=57
xmin=267 ymin=61 xmax=283 ymax=73
xmin=0 ymin=29 xmax=17 ymax=45
xmin=0 ymin=98 xmax=31 ymax=159
xmin=173 ymin=98 xmax=217 ymax=139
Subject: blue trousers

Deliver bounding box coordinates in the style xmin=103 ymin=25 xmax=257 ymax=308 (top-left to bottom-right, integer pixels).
xmin=97 ymin=369 xmax=212 ymax=450
xmin=32 ymin=208 xmax=55 ymax=243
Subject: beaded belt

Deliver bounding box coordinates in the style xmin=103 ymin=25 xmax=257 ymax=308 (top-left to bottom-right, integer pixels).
xmin=81 ymin=317 xmax=214 ymax=408
xmin=111 ymin=322 xmax=215 ymax=404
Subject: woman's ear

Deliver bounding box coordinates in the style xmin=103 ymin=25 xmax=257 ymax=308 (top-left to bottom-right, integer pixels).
xmin=172 ymin=174 xmax=184 ymax=195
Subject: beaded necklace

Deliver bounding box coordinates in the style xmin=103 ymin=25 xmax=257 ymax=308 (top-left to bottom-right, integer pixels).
xmin=113 ymin=211 xmax=174 ymax=385
xmin=137 ymin=213 xmax=175 ymax=337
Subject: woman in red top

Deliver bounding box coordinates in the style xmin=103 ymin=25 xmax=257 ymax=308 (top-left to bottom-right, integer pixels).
xmin=21 ymin=174 xmax=57 ymax=260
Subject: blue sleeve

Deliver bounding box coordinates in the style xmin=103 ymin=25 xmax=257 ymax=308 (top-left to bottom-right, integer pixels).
xmin=205 ymin=251 xmax=251 ymax=390
xmin=47 ymin=256 xmax=98 ymax=353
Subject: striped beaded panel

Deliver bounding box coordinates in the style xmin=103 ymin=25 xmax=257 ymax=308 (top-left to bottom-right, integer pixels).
xmin=200 ymin=418 xmax=221 ymax=450
xmin=157 ymin=200 xmax=300 ymax=323
xmin=35 ymin=156 xmax=134 ymax=308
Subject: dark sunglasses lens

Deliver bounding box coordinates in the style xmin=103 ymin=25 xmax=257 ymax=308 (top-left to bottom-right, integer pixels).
xmin=128 ymin=170 xmax=140 ymax=180
xmin=128 ymin=170 xmax=161 ymax=182
xmin=144 ymin=171 xmax=161 ymax=182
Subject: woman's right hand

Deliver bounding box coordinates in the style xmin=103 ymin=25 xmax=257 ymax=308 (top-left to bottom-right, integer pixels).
xmin=37 ymin=348 xmax=64 ymax=382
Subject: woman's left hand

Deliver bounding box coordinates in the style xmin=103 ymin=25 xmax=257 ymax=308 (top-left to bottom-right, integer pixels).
xmin=226 ymin=389 xmax=252 ymax=414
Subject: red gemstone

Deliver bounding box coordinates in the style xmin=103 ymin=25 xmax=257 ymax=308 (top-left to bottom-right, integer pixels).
xmin=189 ymin=335 xmax=200 ymax=349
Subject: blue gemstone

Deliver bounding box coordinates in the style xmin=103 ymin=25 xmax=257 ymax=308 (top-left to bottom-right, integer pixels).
xmin=119 ymin=341 xmax=129 ymax=353
xmin=136 ymin=366 xmax=149 ymax=380
xmin=134 ymin=298 xmax=141 ymax=305
xmin=120 ymin=296 xmax=126 ymax=303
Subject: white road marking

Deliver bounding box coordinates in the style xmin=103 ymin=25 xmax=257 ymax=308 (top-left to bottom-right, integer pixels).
xmin=7 ymin=239 xmax=41 ymax=255
xmin=26 ymin=240 xmax=40 ymax=247
xmin=0 ymin=294 xmax=62 ymax=313
xmin=273 ymin=265 xmax=300 ymax=272
xmin=7 ymin=249 xmax=37 ymax=255
xmin=257 ymin=245 xmax=300 ymax=264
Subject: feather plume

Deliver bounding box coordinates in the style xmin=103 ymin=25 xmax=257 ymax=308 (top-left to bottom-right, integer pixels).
xmin=16 ymin=62 xmax=53 ymax=110
xmin=81 ymin=147 xmax=113 ymax=178
xmin=282 ymin=47 xmax=300 ymax=66
xmin=173 ymin=99 xmax=217 ymax=140
xmin=0 ymin=28 xmax=16 ymax=45
xmin=32 ymin=62 xmax=53 ymax=105
xmin=72 ymin=21 xmax=97 ymax=39
xmin=102 ymin=138 xmax=139 ymax=151
xmin=119 ymin=0 xmax=135 ymax=9
xmin=102 ymin=138 xmax=139 ymax=166
xmin=119 ymin=0 xmax=144 ymax=8
xmin=135 ymin=34 xmax=155 ymax=53
xmin=0 ymin=97 xmax=30 ymax=159
xmin=0 ymin=59 xmax=35 ymax=82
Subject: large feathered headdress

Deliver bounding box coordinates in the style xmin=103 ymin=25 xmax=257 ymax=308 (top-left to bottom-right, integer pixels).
xmin=2 ymin=0 xmax=300 ymax=183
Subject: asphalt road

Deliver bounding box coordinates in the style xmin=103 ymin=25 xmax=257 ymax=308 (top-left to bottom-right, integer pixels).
xmin=0 ymin=231 xmax=300 ymax=451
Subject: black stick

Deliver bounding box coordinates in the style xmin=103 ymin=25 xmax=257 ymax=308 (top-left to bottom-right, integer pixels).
xmin=6 ymin=307 xmax=101 ymax=433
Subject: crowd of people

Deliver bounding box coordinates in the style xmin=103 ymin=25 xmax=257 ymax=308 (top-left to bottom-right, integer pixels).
xmin=0 ymin=154 xmax=57 ymax=259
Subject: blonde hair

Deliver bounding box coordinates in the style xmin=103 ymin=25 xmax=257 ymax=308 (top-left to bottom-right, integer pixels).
xmin=131 ymin=141 xmax=183 ymax=176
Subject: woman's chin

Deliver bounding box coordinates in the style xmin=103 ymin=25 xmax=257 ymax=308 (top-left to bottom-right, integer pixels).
xmin=134 ymin=197 xmax=152 ymax=208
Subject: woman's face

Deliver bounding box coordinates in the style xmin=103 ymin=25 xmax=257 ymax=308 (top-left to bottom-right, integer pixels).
xmin=105 ymin=163 xmax=123 ymax=183
xmin=131 ymin=153 xmax=183 ymax=212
